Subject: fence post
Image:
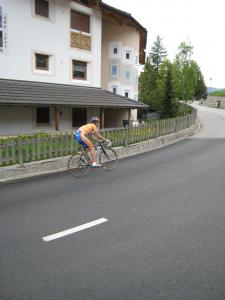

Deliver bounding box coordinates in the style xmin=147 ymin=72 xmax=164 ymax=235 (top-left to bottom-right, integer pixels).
xmin=0 ymin=143 xmax=2 ymax=166
xmin=175 ymin=118 xmax=178 ymax=132
xmin=37 ymin=135 xmax=40 ymax=160
xmin=18 ymin=136 xmax=23 ymax=165
xmin=124 ymin=126 xmax=129 ymax=146
xmin=31 ymin=137 xmax=35 ymax=161
xmin=5 ymin=143 xmax=9 ymax=165
xmin=70 ymin=131 xmax=74 ymax=155
xmin=12 ymin=140 xmax=16 ymax=164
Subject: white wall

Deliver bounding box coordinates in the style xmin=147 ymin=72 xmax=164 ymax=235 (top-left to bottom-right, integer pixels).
xmin=0 ymin=0 xmax=102 ymax=87
xmin=0 ymin=106 xmax=102 ymax=135
xmin=101 ymin=18 xmax=140 ymax=100
xmin=0 ymin=106 xmax=34 ymax=135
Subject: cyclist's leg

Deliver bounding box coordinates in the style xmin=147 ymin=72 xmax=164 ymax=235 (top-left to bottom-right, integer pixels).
xmin=79 ymin=133 xmax=96 ymax=163
xmin=75 ymin=130 xmax=89 ymax=152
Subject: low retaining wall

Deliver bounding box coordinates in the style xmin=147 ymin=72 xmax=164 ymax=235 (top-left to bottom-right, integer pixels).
xmin=200 ymin=96 xmax=225 ymax=109
xmin=0 ymin=121 xmax=200 ymax=184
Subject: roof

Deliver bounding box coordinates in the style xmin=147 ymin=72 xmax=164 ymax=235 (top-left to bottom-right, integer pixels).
xmin=100 ymin=2 xmax=147 ymax=35
xmin=86 ymin=1 xmax=147 ymax=64
xmin=0 ymin=79 xmax=148 ymax=109
xmin=99 ymin=1 xmax=147 ymax=64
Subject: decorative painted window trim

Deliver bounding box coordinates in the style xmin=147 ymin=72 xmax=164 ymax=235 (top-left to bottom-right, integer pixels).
xmin=32 ymin=50 xmax=55 ymax=76
xmin=124 ymin=90 xmax=129 ymax=98
xmin=109 ymin=42 xmax=122 ymax=58
xmin=111 ymin=86 xmax=117 ymax=94
xmin=31 ymin=0 xmax=55 ymax=23
xmin=124 ymin=69 xmax=131 ymax=80
xmin=113 ymin=47 xmax=118 ymax=55
xmin=110 ymin=62 xmax=120 ymax=80
xmin=71 ymin=58 xmax=91 ymax=85
xmin=135 ymin=55 xmax=139 ymax=65
xmin=125 ymin=50 xmax=132 ymax=61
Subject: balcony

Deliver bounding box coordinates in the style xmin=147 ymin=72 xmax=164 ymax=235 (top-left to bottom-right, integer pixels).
xmin=70 ymin=31 xmax=91 ymax=51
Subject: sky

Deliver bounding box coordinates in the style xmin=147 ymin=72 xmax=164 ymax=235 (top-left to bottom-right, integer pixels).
xmin=104 ymin=0 xmax=225 ymax=88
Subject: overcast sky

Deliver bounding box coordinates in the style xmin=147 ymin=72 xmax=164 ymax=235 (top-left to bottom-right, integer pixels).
xmin=104 ymin=0 xmax=225 ymax=88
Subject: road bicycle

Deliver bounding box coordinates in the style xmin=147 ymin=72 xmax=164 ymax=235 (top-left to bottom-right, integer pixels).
xmin=67 ymin=140 xmax=118 ymax=178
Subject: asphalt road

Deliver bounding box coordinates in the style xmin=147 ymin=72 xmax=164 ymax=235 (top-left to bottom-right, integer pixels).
xmin=1 ymin=103 xmax=225 ymax=300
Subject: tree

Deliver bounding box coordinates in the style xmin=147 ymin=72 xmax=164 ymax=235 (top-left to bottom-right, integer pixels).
xmin=174 ymin=41 xmax=194 ymax=103
xmin=190 ymin=61 xmax=207 ymax=99
xmin=150 ymin=35 xmax=168 ymax=75
xmin=139 ymin=36 xmax=167 ymax=111
xmin=156 ymin=60 xmax=177 ymax=118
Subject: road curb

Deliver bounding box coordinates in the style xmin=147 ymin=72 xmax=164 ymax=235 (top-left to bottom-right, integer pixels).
xmin=0 ymin=121 xmax=200 ymax=185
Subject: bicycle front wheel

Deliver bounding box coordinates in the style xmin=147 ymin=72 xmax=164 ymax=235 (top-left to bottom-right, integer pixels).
xmin=67 ymin=155 xmax=90 ymax=178
xmin=99 ymin=148 xmax=118 ymax=170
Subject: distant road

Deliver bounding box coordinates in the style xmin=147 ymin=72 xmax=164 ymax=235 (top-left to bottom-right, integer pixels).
xmin=1 ymin=102 xmax=225 ymax=300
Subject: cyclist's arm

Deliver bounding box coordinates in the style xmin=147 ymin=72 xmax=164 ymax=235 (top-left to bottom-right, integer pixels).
xmin=91 ymin=132 xmax=103 ymax=142
xmin=96 ymin=131 xmax=109 ymax=141
xmin=90 ymin=132 xmax=105 ymax=142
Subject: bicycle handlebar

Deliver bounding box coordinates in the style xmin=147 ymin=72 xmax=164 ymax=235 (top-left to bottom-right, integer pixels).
xmin=98 ymin=140 xmax=112 ymax=148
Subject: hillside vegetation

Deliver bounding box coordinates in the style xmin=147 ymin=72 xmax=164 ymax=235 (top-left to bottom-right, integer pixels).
xmin=209 ymin=90 xmax=225 ymax=96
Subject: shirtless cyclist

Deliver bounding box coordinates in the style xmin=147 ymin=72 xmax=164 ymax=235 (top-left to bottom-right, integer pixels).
xmin=75 ymin=117 xmax=109 ymax=167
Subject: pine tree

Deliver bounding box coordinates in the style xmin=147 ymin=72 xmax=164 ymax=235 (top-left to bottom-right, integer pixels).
xmin=150 ymin=35 xmax=167 ymax=75
xmin=139 ymin=35 xmax=167 ymax=111
xmin=157 ymin=60 xmax=177 ymax=118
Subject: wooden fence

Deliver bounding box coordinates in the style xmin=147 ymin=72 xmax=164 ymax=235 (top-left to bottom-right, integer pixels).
xmin=0 ymin=110 xmax=197 ymax=167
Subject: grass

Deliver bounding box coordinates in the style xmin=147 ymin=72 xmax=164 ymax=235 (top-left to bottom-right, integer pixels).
xmin=0 ymin=127 xmax=157 ymax=167
xmin=0 ymin=108 xmax=195 ymax=167
xmin=209 ymin=90 xmax=225 ymax=97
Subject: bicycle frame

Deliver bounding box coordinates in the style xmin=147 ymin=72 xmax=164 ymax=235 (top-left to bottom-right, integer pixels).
xmin=68 ymin=140 xmax=117 ymax=177
xmin=79 ymin=141 xmax=111 ymax=164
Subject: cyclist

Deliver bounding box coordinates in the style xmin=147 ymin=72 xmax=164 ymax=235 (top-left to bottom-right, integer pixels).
xmin=75 ymin=117 xmax=109 ymax=167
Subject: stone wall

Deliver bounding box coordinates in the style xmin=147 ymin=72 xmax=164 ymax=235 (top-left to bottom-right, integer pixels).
xmin=0 ymin=121 xmax=200 ymax=184
xmin=200 ymin=96 xmax=225 ymax=109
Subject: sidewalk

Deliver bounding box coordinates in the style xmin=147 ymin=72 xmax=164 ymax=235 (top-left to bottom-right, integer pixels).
xmin=0 ymin=121 xmax=200 ymax=185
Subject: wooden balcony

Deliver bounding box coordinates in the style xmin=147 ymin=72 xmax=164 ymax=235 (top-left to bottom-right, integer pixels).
xmin=70 ymin=31 xmax=91 ymax=51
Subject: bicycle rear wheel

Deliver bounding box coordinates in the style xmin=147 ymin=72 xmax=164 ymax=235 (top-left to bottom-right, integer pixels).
xmin=67 ymin=155 xmax=90 ymax=178
xmin=99 ymin=148 xmax=118 ymax=170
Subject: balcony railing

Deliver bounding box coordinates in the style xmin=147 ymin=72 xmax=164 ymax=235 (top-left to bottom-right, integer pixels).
xmin=70 ymin=31 xmax=91 ymax=51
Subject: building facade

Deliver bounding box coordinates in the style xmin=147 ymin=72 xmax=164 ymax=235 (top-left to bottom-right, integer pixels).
xmin=0 ymin=0 xmax=147 ymax=135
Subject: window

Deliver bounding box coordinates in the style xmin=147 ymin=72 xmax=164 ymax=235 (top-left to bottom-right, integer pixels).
xmin=112 ymin=65 xmax=117 ymax=76
xmin=36 ymin=107 xmax=50 ymax=124
xmin=72 ymin=108 xmax=87 ymax=127
xmin=136 ymin=56 xmax=139 ymax=65
xmin=125 ymin=91 xmax=129 ymax=98
xmin=0 ymin=6 xmax=3 ymax=48
xmin=71 ymin=10 xmax=90 ymax=33
xmin=113 ymin=47 xmax=118 ymax=54
xmin=126 ymin=50 xmax=131 ymax=60
xmin=112 ymin=86 xmax=117 ymax=94
xmin=111 ymin=63 xmax=119 ymax=79
xmin=35 ymin=0 xmax=49 ymax=18
xmin=0 ymin=31 xmax=2 ymax=48
xmin=35 ymin=53 xmax=49 ymax=71
xmin=72 ymin=60 xmax=87 ymax=80
xmin=125 ymin=70 xmax=131 ymax=80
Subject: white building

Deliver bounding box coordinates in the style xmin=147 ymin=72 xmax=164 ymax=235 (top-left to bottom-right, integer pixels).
xmin=0 ymin=0 xmax=147 ymax=135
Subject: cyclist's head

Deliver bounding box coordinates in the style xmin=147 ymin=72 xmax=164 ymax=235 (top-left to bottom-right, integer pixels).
xmin=91 ymin=117 xmax=100 ymax=124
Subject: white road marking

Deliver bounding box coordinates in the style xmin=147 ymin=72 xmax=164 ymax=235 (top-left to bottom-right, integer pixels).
xmin=42 ymin=218 xmax=108 ymax=242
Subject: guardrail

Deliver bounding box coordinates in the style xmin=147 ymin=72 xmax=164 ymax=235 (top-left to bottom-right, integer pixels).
xmin=0 ymin=110 xmax=197 ymax=167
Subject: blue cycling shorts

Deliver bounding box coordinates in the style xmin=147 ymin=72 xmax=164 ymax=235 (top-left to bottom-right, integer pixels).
xmin=75 ymin=130 xmax=88 ymax=148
